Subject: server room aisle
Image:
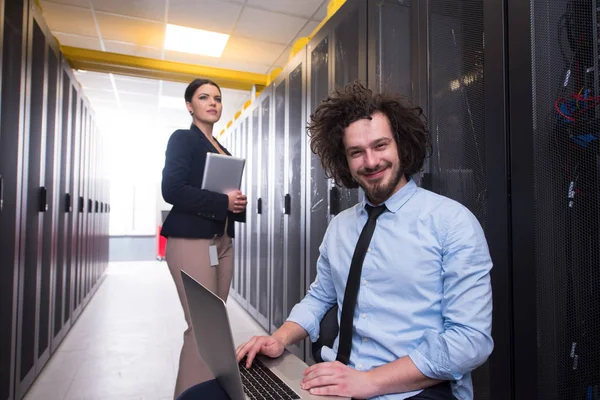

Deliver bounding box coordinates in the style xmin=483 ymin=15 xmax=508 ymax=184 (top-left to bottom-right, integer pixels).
xmin=23 ymin=261 xmax=269 ymax=400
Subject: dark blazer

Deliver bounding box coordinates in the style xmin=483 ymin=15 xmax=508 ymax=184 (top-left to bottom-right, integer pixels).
xmin=160 ymin=124 xmax=246 ymax=239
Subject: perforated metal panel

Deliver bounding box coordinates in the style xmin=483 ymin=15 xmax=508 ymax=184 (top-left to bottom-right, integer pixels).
xmin=307 ymin=36 xmax=330 ymax=286
xmin=272 ymin=80 xmax=286 ymax=330
xmin=530 ymin=1 xmax=600 ymax=398
xmin=0 ymin=0 xmax=24 ymax=397
xmin=428 ymin=1 xmax=489 ymax=398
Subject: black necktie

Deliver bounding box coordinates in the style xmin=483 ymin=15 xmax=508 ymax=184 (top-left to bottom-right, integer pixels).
xmin=336 ymin=204 xmax=387 ymax=365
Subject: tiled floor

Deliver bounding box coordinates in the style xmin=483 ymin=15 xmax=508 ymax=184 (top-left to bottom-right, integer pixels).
xmin=23 ymin=261 xmax=268 ymax=400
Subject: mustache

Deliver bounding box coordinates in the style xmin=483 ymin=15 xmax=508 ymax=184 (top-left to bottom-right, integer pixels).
xmin=358 ymin=162 xmax=391 ymax=176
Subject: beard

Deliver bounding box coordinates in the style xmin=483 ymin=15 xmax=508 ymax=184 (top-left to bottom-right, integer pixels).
xmin=356 ymin=161 xmax=404 ymax=205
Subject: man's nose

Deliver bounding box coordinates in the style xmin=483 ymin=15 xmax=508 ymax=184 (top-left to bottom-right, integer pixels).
xmin=363 ymin=150 xmax=379 ymax=169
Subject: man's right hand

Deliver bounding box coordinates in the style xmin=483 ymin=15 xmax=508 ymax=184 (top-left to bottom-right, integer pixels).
xmin=235 ymin=335 xmax=285 ymax=368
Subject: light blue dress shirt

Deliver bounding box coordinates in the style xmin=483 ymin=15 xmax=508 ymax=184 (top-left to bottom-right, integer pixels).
xmin=287 ymin=179 xmax=493 ymax=400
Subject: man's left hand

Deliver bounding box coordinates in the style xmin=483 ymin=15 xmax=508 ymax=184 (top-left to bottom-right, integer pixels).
xmin=300 ymin=361 xmax=376 ymax=399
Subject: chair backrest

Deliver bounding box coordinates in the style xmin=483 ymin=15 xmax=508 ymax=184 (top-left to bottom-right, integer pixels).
xmin=311 ymin=305 xmax=339 ymax=363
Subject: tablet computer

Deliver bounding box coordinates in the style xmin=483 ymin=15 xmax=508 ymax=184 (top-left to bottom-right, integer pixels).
xmin=201 ymin=153 xmax=246 ymax=194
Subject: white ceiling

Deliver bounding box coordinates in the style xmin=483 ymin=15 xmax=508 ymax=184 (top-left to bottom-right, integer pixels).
xmin=40 ymin=0 xmax=330 ymax=136
xmin=40 ymin=0 xmax=328 ymax=74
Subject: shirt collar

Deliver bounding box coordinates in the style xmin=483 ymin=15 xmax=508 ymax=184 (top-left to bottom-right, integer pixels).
xmin=362 ymin=178 xmax=418 ymax=214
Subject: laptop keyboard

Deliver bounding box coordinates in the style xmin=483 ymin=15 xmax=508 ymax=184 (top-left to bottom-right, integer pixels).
xmin=238 ymin=357 xmax=300 ymax=400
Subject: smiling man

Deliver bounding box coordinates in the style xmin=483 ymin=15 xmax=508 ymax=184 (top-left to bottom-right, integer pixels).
xmin=235 ymin=81 xmax=493 ymax=400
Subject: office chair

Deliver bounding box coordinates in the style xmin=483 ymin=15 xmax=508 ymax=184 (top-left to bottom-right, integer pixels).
xmin=311 ymin=305 xmax=339 ymax=363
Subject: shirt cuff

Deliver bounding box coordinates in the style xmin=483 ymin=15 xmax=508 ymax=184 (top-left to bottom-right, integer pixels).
xmin=408 ymin=329 xmax=463 ymax=381
xmin=286 ymin=304 xmax=321 ymax=343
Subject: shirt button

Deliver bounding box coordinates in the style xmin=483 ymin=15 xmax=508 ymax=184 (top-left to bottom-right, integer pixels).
xmin=356 ymin=363 xmax=363 ymax=370
xmin=363 ymin=337 xmax=369 ymax=342
xmin=362 ymin=279 xmax=367 ymax=286
xmin=361 ymin=313 xmax=367 ymax=319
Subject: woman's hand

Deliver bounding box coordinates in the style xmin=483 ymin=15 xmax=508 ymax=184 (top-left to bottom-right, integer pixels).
xmin=227 ymin=190 xmax=247 ymax=213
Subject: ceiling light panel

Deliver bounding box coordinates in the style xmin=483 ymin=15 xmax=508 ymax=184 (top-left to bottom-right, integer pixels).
xmin=164 ymin=24 xmax=230 ymax=57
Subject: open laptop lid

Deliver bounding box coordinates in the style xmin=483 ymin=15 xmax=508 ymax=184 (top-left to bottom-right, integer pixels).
xmin=181 ymin=270 xmax=246 ymax=400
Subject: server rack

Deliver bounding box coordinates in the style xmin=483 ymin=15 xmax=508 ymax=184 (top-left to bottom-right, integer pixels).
xmin=257 ymin=93 xmax=272 ymax=330
xmin=509 ymin=0 xmax=600 ymax=399
xmin=0 ymin=0 xmax=25 ymax=398
xmin=268 ymin=48 xmax=308 ymax=360
xmin=1 ymin=1 xmax=109 ymax=398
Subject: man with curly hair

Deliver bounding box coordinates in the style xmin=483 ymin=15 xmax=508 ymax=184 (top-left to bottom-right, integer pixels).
xmin=235 ymin=81 xmax=493 ymax=400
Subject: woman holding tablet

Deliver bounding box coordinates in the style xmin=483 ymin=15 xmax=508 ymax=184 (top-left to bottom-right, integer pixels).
xmin=160 ymin=78 xmax=248 ymax=398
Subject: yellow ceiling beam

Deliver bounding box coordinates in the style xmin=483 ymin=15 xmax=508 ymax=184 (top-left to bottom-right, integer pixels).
xmin=61 ymin=46 xmax=268 ymax=92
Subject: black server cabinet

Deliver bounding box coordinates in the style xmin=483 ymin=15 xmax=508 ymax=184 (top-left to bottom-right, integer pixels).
xmin=509 ymin=0 xmax=600 ymax=399
xmin=256 ymin=94 xmax=271 ymax=330
xmin=240 ymin=116 xmax=250 ymax=307
xmin=38 ymin=33 xmax=60 ymax=372
xmin=52 ymin=67 xmax=73 ymax=351
xmin=0 ymin=0 xmax=25 ymax=398
xmin=271 ymin=78 xmax=286 ymax=334
xmin=247 ymin=106 xmax=260 ymax=319
xmin=16 ymin=9 xmax=51 ymax=396
xmin=368 ymin=0 xmax=414 ymax=99
xmin=66 ymin=85 xmax=81 ymax=329
xmin=231 ymin=125 xmax=240 ymax=300
xmin=285 ymin=56 xmax=308 ymax=353
xmin=425 ymin=1 xmax=498 ymax=399
xmin=330 ymin=0 xmax=367 ymax=213
xmin=269 ymin=48 xmax=308 ymax=361
xmin=305 ymin=32 xmax=331 ymax=291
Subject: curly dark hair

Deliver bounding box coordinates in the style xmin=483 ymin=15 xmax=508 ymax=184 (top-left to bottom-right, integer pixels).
xmin=307 ymin=81 xmax=431 ymax=189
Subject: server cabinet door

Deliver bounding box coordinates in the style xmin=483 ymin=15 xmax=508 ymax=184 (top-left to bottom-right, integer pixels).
xmin=271 ymin=80 xmax=286 ymax=334
xmin=232 ymin=126 xmax=240 ymax=298
xmin=427 ymin=1 xmax=490 ymax=398
xmin=52 ymin=68 xmax=73 ymax=351
xmin=368 ymin=0 xmax=413 ymax=98
xmin=509 ymin=1 xmax=600 ymax=399
xmin=39 ymin=42 xmax=60 ymax=367
xmin=16 ymin=13 xmax=49 ymax=395
xmin=240 ymin=117 xmax=250 ymax=306
xmin=248 ymin=110 xmax=260 ymax=314
xmin=331 ymin=0 xmax=367 ymax=213
xmin=74 ymin=100 xmax=86 ymax=316
xmin=285 ymin=56 xmax=307 ymax=359
xmin=0 ymin=0 xmax=25 ymax=398
xmin=65 ymin=87 xmax=81 ymax=327
xmin=256 ymin=94 xmax=271 ymax=330
xmin=306 ymin=34 xmax=331 ymax=289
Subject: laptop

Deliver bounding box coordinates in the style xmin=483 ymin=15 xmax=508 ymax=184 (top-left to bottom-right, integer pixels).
xmin=201 ymin=153 xmax=245 ymax=194
xmin=181 ymin=271 xmax=349 ymax=400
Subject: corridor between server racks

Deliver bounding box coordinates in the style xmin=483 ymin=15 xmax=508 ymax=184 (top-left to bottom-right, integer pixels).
xmin=21 ymin=262 xmax=268 ymax=400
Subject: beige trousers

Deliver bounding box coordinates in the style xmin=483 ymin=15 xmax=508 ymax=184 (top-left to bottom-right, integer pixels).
xmin=166 ymin=231 xmax=234 ymax=399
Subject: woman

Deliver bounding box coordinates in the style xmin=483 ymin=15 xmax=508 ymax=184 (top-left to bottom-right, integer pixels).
xmin=161 ymin=78 xmax=248 ymax=398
